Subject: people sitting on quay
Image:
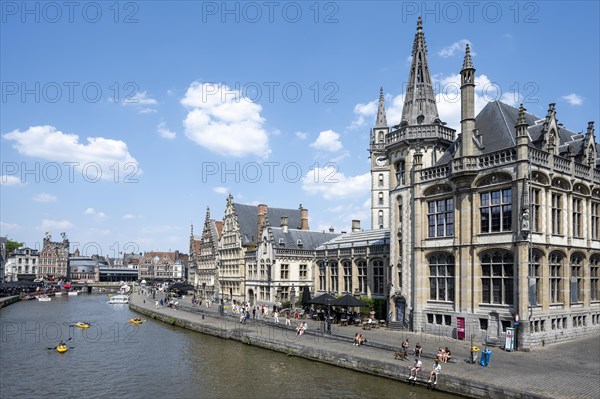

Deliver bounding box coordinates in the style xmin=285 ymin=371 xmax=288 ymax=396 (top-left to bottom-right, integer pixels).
xmin=428 ymin=360 xmax=442 ymax=385
xmin=443 ymin=347 xmax=452 ymax=363
xmin=408 ymin=358 xmax=423 ymax=381
xmin=354 ymin=332 xmax=367 ymax=346
xmin=436 ymin=347 xmax=445 ymax=362
xmin=414 ymin=342 xmax=422 ymax=358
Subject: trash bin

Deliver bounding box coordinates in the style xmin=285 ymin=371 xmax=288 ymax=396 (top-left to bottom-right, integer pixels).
xmin=479 ymin=349 xmax=492 ymax=367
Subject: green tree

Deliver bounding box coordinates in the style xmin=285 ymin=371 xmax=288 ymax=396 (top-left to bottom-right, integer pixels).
xmin=5 ymin=239 xmax=23 ymax=254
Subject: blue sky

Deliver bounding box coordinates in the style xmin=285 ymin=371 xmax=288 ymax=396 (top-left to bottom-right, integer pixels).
xmin=1 ymin=1 xmax=599 ymax=257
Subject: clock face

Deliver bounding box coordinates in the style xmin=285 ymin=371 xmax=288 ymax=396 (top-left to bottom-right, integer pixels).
xmin=375 ymin=156 xmax=387 ymax=166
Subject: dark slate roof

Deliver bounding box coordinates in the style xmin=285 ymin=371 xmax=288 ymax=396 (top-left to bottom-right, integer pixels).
xmin=271 ymin=228 xmax=339 ymax=251
xmin=436 ymin=101 xmax=593 ymax=166
xmin=317 ymin=229 xmax=390 ymax=250
xmin=233 ymin=203 xmax=302 ymax=244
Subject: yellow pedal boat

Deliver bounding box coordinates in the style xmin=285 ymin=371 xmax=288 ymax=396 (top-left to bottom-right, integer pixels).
xmin=75 ymin=322 xmax=90 ymax=329
xmin=56 ymin=345 xmax=68 ymax=353
xmin=128 ymin=318 xmax=142 ymax=325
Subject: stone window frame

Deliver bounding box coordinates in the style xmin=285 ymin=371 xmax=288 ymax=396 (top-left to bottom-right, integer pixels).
xmin=480 ymin=250 xmax=514 ymax=305
xmin=428 ymin=252 xmax=455 ymax=302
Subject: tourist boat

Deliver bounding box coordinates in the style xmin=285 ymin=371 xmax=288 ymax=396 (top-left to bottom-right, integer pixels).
xmin=36 ymin=295 xmax=51 ymax=302
xmin=108 ymin=295 xmax=129 ymax=304
xmin=128 ymin=318 xmax=143 ymax=325
xmin=75 ymin=322 xmax=90 ymax=329
xmin=56 ymin=345 xmax=68 ymax=353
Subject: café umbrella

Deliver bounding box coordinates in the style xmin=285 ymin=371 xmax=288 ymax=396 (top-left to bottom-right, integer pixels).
xmin=331 ymin=293 xmax=369 ymax=308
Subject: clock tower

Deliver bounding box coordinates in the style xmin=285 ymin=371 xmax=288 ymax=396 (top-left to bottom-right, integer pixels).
xmin=370 ymin=87 xmax=390 ymax=229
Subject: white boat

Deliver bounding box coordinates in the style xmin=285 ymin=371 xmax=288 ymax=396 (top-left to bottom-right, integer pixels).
xmin=37 ymin=295 xmax=51 ymax=302
xmin=55 ymin=292 xmax=63 ymax=296
xmin=68 ymin=291 xmax=79 ymax=296
xmin=108 ymin=295 xmax=129 ymax=304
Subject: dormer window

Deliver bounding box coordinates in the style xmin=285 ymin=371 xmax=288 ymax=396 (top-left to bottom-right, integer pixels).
xmin=297 ymin=239 xmax=303 ymax=247
xmin=279 ymin=238 xmax=285 ymax=246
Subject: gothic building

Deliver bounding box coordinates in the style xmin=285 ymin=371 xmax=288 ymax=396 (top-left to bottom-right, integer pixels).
xmin=38 ymin=232 xmax=69 ymax=281
xmin=189 ymin=207 xmax=222 ymax=298
xmin=375 ymin=18 xmax=599 ymax=348
xmin=247 ymin=215 xmax=339 ymax=305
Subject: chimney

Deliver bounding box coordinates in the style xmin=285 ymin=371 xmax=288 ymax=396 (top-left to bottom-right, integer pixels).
xmin=257 ymin=204 xmax=268 ymax=240
xmin=281 ymin=216 xmax=288 ymax=233
xmin=299 ymin=204 xmax=309 ymax=230
xmin=351 ymin=220 xmax=361 ymax=232
xmin=329 ymin=226 xmax=334 ymax=233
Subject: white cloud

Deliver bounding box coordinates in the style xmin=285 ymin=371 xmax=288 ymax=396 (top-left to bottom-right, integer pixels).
xmin=350 ymin=99 xmax=378 ymax=128
xmin=138 ymin=108 xmax=157 ymax=114
xmin=310 ymin=130 xmax=343 ymax=152
xmin=181 ymin=82 xmax=271 ymax=158
xmin=302 ymin=168 xmax=370 ymax=200
xmin=1 ymin=221 xmax=20 ymax=230
xmin=157 ymin=122 xmax=176 ymax=140
xmin=561 ymin=93 xmax=583 ymax=106
xmin=84 ymin=208 xmax=106 ymax=220
xmin=295 ymin=131 xmax=308 ymax=140
xmin=39 ymin=219 xmax=74 ymax=231
xmin=0 ymin=175 xmax=23 ymax=186
xmin=33 ymin=193 xmax=57 ymax=202
xmin=123 ymin=213 xmax=138 ymax=220
xmin=123 ymin=91 xmax=158 ymax=106
xmin=213 ymin=186 xmax=228 ymax=194
xmin=3 ymin=125 xmax=140 ymax=180
xmin=438 ymin=39 xmax=475 ymax=58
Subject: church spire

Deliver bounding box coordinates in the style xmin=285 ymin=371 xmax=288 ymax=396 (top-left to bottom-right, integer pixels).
xmin=376 ymin=87 xmax=387 ymax=127
xmin=400 ymin=16 xmax=440 ymax=126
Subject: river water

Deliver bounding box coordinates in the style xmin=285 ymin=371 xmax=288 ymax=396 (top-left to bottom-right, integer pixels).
xmin=0 ymin=294 xmax=455 ymax=399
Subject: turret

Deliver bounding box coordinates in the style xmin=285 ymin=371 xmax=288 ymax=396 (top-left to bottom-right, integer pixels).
xmin=459 ymin=44 xmax=476 ymax=156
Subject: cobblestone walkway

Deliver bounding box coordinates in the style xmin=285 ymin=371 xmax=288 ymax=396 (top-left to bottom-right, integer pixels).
xmin=135 ymin=293 xmax=599 ymax=399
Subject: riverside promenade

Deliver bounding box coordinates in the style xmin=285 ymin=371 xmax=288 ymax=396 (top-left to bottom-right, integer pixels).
xmin=129 ymin=293 xmax=599 ymax=399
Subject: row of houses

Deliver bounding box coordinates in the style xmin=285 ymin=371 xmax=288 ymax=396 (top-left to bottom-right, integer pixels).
xmin=189 ymin=196 xmax=391 ymax=309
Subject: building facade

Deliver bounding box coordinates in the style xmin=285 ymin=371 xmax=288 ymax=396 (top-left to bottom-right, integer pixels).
xmin=382 ymin=18 xmax=599 ymax=348
xmin=138 ymin=251 xmax=188 ymax=281
xmin=37 ymin=232 xmax=69 ymax=281
xmin=4 ymin=247 xmax=39 ymax=282
xmin=247 ymin=215 xmax=339 ymax=306
xmin=190 ymin=208 xmax=222 ymax=298
xmin=315 ymin=222 xmax=390 ymax=305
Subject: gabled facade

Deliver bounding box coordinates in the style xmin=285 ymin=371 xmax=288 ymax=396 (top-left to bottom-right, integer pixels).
xmin=138 ymin=251 xmax=187 ymax=281
xmin=383 ymin=18 xmax=599 ymax=348
xmin=216 ymin=195 xmax=309 ymax=302
xmin=247 ymin=215 xmax=339 ymax=305
xmin=38 ymin=232 xmax=69 ymax=281
xmin=5 ymin=247 xmax=39 ymax=282
xmin=191 ymin=207 xmax=222 ymax=298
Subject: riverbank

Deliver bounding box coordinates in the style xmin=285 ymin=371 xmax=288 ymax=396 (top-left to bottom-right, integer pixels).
xmin=130 ymin=294 xmax=599 ymax=399
xmin=0 ymin=295 xmax=20 ymax=309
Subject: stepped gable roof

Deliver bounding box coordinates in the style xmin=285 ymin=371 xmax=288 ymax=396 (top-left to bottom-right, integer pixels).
xmin=436 ymin=101 xmax=595 ymax=165
xmin=233 ymin=203 xmax=301 ymax=243
xmin=317 ymin=229 xmax=390 ymax=250
xmin=271 ymin=228 xmax=339 ymax=250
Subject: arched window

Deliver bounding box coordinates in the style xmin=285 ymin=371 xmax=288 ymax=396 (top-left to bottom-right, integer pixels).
xmin=378 ymin=210 xmax=384 ymax=228
xmin=570 ymin=253 xmax=584 ymax=304
xmin=343 ymin=260 xmax=352 ymax=293
xmin=549 ymin=252 xmax=563 ymax=304
xmin=378 ymin=174 xmax=384 ymax=187
xmin=378 ymin=192 xmax=384 ymax=205
xmin=329 ymin=262 xmax=339 ymax=293
xmin=429 ymin=253 xmax=455 ymax=302
xmin=319 ymin=262 xmax=327 ymax=291
xmin=357 ymin=260 xmax=367 ymax=293
xmin=591 ymin=255 xmax=600 ymax=301
xmin=373 ymin=260 xmax=384 ymax=295
xmin=528 ymin=250 xmax=542 ymax=306
xmin=481 ymin=251 xmax=514 ymax=304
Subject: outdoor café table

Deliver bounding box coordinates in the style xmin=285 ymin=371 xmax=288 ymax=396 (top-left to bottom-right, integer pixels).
xmin=340 ymin=318 xmax=348 ymax=326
